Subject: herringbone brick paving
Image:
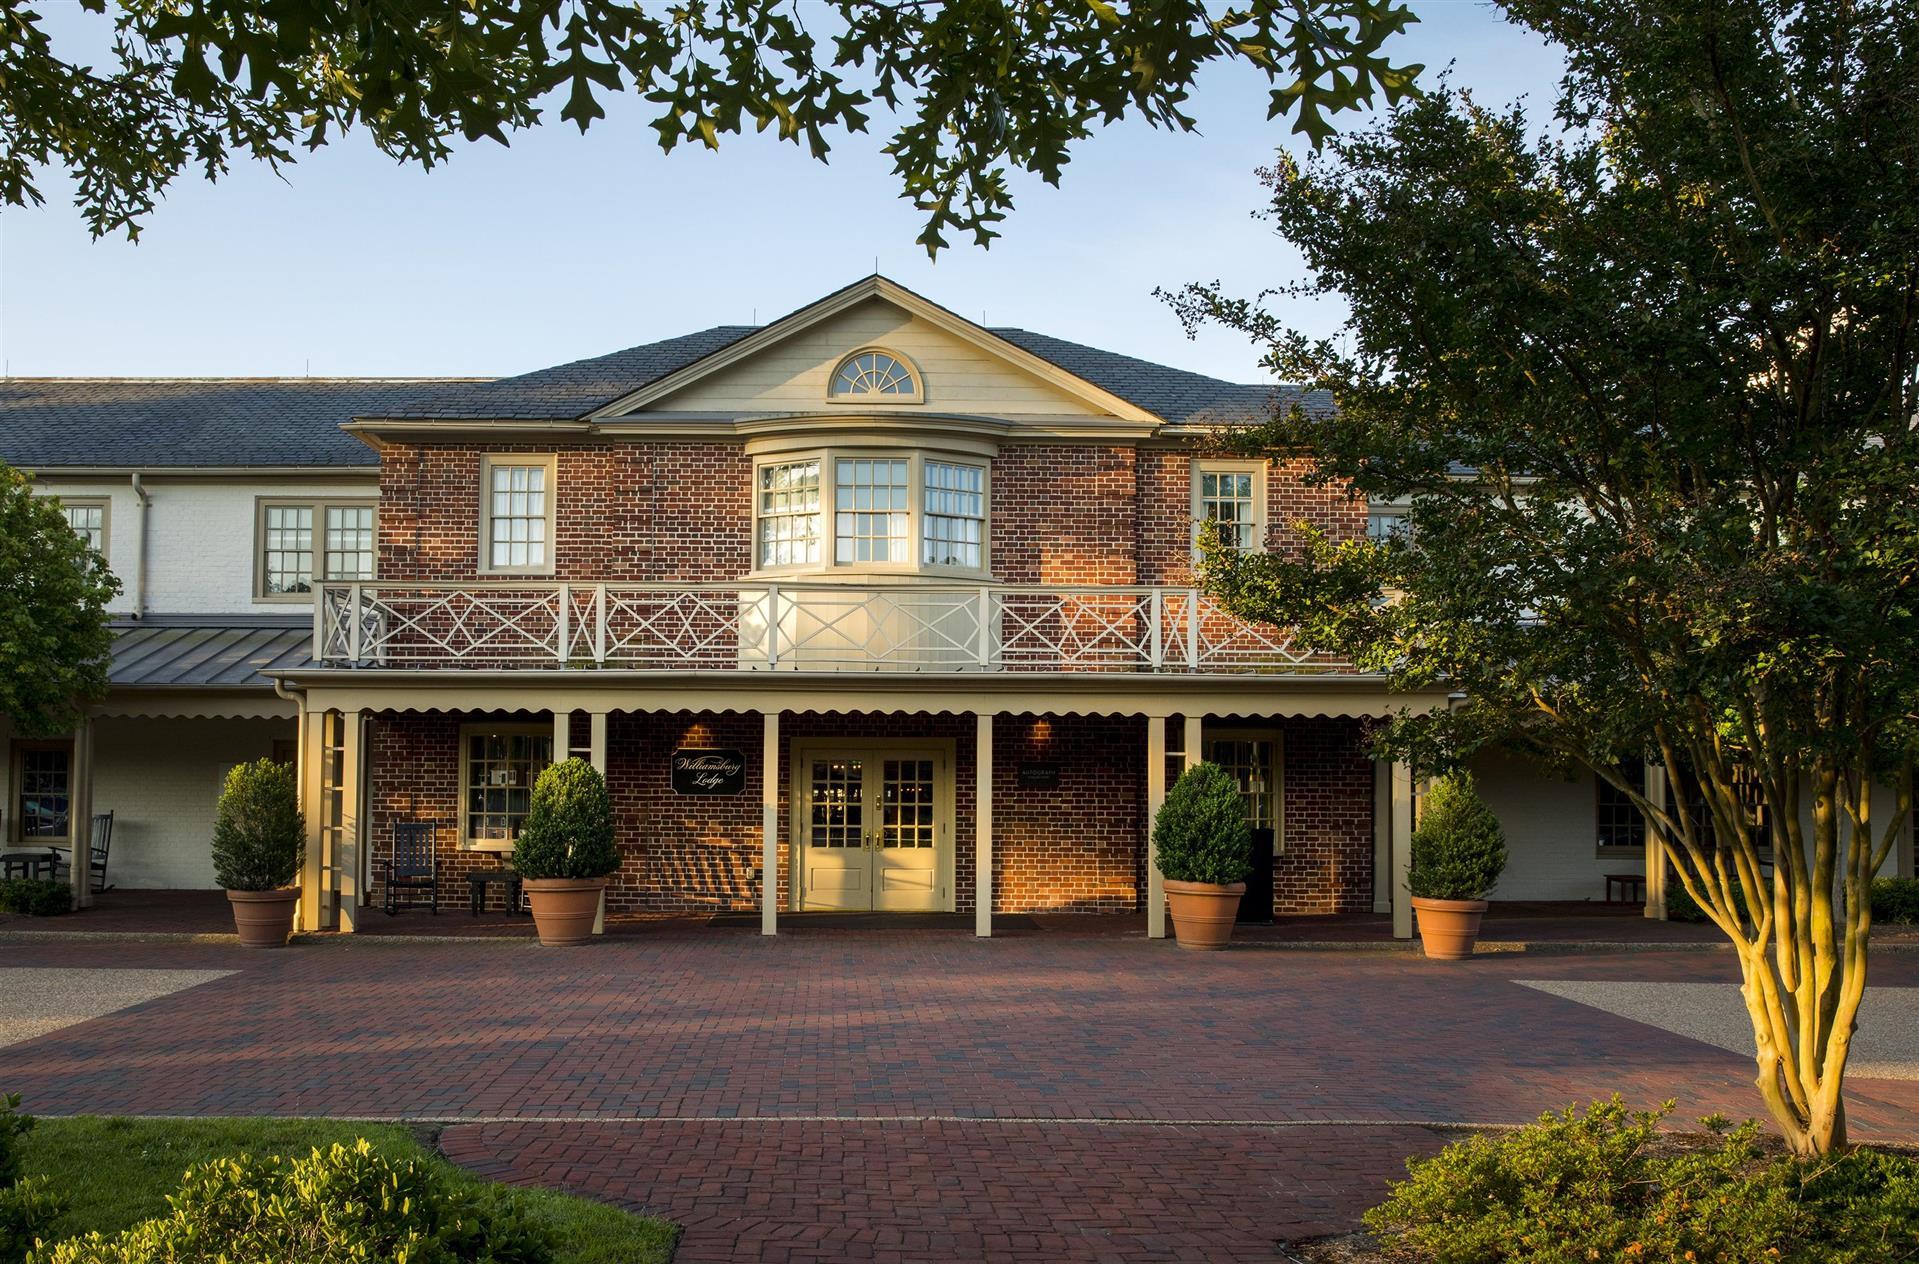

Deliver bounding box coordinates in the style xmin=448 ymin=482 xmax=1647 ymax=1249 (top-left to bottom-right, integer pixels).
xmin=2 ymin=929 xmax=1915 ymax=1260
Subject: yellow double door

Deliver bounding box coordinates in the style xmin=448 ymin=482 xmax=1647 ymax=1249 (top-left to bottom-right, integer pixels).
xmin=795 ymin=743 xmax=952 ymax=912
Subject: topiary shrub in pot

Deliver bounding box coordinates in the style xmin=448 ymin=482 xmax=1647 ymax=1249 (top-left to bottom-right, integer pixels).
xmin=1153 ymin=761 xmax=1253 ymax=950
xmin=212 ymin=759 xmax=305 ymax=949
xmin=511 ymin=758 xmax=617 ymax=946
xmin=1406 ymin=770 xmax=1507 ymax=959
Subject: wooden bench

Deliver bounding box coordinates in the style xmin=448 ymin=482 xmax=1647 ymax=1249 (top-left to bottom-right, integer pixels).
xmin=1605 ymin=872 xmax=1646 ymax=905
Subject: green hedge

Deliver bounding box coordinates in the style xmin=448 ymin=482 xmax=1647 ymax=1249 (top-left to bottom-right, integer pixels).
xmin=1365 ymin=1097 xmax=1919 ymax=1263
xmin=34 ymin=1140 xmax=552 ymax=1264
xmin=0 ymin=881 xmax=70 ymax=918
xmin=1872 ymin=877 xmax=1919 ymax=925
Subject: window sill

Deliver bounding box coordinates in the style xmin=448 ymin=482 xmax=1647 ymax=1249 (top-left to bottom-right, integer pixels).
xmin=740 ymin=569 xmax=999 ymax=586
xmin=1595 ymin=846 xmax=1647 ymax=861
xmin=466 ymin=841 xmax=516 ymax=855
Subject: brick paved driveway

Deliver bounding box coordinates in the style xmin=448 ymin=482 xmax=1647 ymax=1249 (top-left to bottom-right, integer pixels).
xmin=3 ymin=930 xmax=1916 ymax=1261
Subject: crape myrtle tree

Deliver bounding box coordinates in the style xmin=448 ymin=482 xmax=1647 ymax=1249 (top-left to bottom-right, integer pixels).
xmin=1172 ymin=0 xmax=1919 ymax=1154
xmin=0 ymin=463 xmax=120 ymax=738
xmin=2 ymin=0 xmax=1421 ymax=253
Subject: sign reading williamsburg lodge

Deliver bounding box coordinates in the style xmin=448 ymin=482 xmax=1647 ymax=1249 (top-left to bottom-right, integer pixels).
xmin=671 ymin=749 xmax=747 ymax=795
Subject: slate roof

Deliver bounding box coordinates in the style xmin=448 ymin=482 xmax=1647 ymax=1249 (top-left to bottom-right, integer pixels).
xmin=372 ymin=324 xmax=1304 ymax=425
xmin=107 ymin=618 xmax=313 ymax=688
xmin=0 ymin=379 xmax=471 ymax=468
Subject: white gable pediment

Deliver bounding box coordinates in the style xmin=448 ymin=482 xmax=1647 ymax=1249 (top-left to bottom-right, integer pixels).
xmin=595 ymin=279 xmax=1158 ymax=426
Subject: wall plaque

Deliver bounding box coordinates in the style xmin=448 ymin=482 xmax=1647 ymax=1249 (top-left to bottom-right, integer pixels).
xmin=671 ymin=748 xmax=746 ymax=795
xmin=1017 ymin=761 xmax=1061 ymax=790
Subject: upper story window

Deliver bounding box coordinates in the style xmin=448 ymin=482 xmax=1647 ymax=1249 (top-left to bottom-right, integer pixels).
xmin=60 ymin=500 xmax=108 ymax=556
xmin=756 ymin=450 xmax=989 ymax=576
xmin=257 ymin=497 xmax=378 ymax=599
xmin=829 ymin=349 xmax=921 ymax=402
xmin=1193 ymin=461 xmax=1266 ymax=554
xmin=480 ymin=455 xmax=556 ymax=575
xmin=1367 ymin=506 xmax=1410 ymax=542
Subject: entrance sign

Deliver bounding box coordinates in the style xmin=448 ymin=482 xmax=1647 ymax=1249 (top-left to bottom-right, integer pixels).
xmin=671 ymin=749 xmax=746 ymax=795
xmin=1017 ymin=761 xmax=1061 ymax=790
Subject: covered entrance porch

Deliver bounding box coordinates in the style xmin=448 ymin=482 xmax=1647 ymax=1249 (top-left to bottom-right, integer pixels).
xmin=274 ymin=671 xmax=1441 ymax=938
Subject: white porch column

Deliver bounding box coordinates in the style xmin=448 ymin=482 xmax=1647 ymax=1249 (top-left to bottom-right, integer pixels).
xmin=762 ymin=710 xmax=780 ymax=936
xmin=589 ymin=711 xmax=609 ymax=936
xmin=1643 ymin=763 xmax=1669 ymax=920
xmin=553 ymin=709 xmax=571 ymax=762
xmin=1390 ymin=761 xmax=1415 ymax=939
xmin=336 ymin=711 xmax=366 ymax=934
xmin=298 ymin=709 xmax=328 ymax=933
xmin=1146 ymin=715 xmax=1167 ymax=940
xmin=1182 ymin=715 xmax=1204 ymax=774
xmin=976 ymin=712 xmax=995 ymax=938
xmin=68 ymin=715 xmax=94 ymax=910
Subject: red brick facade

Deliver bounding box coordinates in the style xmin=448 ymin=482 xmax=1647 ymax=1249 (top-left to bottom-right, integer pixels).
xmin=358 ymin=431 xmax=1376 ymax=918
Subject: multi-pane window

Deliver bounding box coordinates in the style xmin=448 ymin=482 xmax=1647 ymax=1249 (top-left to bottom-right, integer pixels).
xmin=464 ymin=730 xmax=553 ymax=845
xmin=923 ymin=461 xmax=985 ymax=569
xmin=259 ymin=500 xmax=376 ymax=596
xmin=834 ymin=458 xmax=910 ymax=564
xmin=14 ymin=744 xmax=72 ymax=841
xmin=62 ymin=502 xmax=107 ymax=555
xmin=323 ymin=506 xmax=375 ymax=580
xmin=486 ymin=462 xmax=550 ymax=571
xmin=1197 ymin=467 xmax=1261 ymax=552
xmin=1597 ymin=758 xmax=1648 ymax=848
xmin=759 ymin=460 xmax=823 ymax=568
xmin=1367 ymin=509 xmax=1410 ymax=542
xmin=262 ymin=504 xmax=315 ymax=595
xmin=830 ymin=351 xmax=919 ymax=398
xmin=1207 ymin=736 xmax=1280 ymax=835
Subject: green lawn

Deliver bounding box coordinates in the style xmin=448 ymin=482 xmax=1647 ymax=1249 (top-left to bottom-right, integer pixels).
xmin=17 ymin=1116 xmax=678 ymax=1264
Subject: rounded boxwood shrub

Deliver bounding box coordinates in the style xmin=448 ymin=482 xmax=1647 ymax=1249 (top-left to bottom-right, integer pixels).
xmin=35 ymin=1139 xmax=552 ymax=1264
xmin=1406 ymin=770 xmax=1506 ymax=901
xmin=1153 ymin=762 xmax=1252 ymax=886
xmin=210 ymin=760 xmax=303 ymax=892
xmin=511 ymin=758 xmax=617 ymax=881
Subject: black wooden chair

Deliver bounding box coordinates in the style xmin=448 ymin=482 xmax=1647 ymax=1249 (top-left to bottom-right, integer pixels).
xmin=384 ymin=820 xmax=440 ymax=915
xmin=50 ymin=812 xmax=113 ymax=892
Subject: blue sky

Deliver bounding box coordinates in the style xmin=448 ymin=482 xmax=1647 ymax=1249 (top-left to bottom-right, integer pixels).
xmin=0 ymin=1 xmax=1561 ymax=382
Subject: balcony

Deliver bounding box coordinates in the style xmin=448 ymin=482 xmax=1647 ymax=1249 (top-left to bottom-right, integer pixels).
xmin=312 ymin=582 xmax=1329 ymax=674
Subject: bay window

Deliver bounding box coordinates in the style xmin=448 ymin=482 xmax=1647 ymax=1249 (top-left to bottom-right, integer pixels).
xmin=755 ymin=451 xmax=989 ymax=575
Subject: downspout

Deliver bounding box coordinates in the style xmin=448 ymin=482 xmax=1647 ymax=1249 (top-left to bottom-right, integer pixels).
xmin=128 ymin=473 xmax=151 ymax=619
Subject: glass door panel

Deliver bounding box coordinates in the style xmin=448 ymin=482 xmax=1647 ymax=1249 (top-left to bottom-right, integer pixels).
xmin=803 ymin=757 xmax=869 ymax=909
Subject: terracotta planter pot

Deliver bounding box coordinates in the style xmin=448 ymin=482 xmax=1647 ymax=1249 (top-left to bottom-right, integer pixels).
xmin=522 ymin=877 xmax=606 ymax=946
xmin=227 ymin=888 xmax=299 ymax=949
xmin=1410 ymin=896 xmax=1489 ymax=960
xmin=1164 ymin=879 xmax=1246 ymax=950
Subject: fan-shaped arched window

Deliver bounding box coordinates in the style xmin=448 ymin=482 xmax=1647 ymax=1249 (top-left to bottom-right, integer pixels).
xmin=830 ymin=350 xmax=920 ymax=400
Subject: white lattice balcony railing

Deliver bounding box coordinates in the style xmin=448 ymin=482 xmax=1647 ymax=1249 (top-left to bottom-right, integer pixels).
xmin=311 ymin=582 xmax=1330 ymax=673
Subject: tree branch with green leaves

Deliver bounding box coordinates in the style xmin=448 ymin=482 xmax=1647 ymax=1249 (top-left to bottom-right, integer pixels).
xmin=1 ymin=0 xmax=1421 ymax=253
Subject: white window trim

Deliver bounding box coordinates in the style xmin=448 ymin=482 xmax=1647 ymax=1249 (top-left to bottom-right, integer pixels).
xmin=1191 ymin=459 xmax=1268 ymax=557
xmin=54 ymin=497 xmax=111 ymax=559
xmin=254 ymin=496 xmax=379 ymax=602
xmin=477 ymin=454 xmax=559 ymax=577
xmin=457 ymin=722 xmax=555 ymax=852
xmin=750 ymin=449 xmax=992 ymax=580
xmin=1205 ymin=725 xmax=1286 ymax=854
xmin=825 ymin=346 xmax=925 ymax=405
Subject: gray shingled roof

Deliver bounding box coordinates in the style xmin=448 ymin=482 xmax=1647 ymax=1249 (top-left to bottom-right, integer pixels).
xmin=381 ymin=327 xmax=756 ymax=421
xmin=375 ymin=324 xmax=1303 ymax=425
xmin=0 ymin=379 xmax=471 ymax=469
xmin=108 ymin=619 xmax=313 ymax=688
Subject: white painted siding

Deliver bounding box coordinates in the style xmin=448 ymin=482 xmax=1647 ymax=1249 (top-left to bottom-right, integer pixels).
xmin=651 ymin=299 xmax=1106 ymax=416
xmin=32 ymin=475 xmax=376 ymax=616
xmin=90 ymin=716 xmax=295 ymax=888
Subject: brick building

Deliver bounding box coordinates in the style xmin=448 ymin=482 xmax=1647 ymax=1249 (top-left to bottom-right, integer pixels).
xmin=21 ymin=277 xmax=1887 ymax=931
